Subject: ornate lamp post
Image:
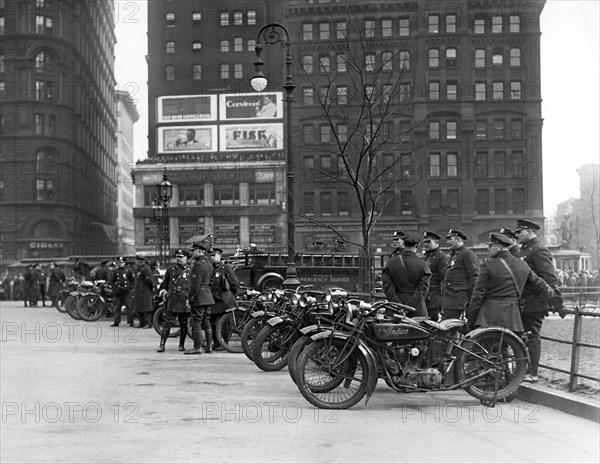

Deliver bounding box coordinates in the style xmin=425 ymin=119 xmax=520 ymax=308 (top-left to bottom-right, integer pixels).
xmin=153 ymin=168 xmax=172 ymax=264
xmin=251 ymin=23 xmax=300 ymax=288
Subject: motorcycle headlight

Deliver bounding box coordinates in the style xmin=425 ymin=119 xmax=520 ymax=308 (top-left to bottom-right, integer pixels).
xmin=346 ymin=302 xmax=359 ymax=323
xmin=299 ymin=295 xmax=316 ymax=308
xmin=291 ymin=293 xmax=301 ymax=305
xmin=271 ymin=289 xmax=284 ymax=302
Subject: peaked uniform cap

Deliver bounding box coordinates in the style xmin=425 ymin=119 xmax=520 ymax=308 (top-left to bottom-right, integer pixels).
xmin=515 ymin=219 xmax=540 ymax=232
xmin=488 ymin=233 xmax=513 ymax=247
xmin=186 ymin=233 xmax=213 ymax=249
xmin=423 ymin=231 xmax=442 ymax=240
xmin=499 ymin=227 xmax=517 ymax=239
xmin=446 ymin=229 xmax=467 ymax=240
xmin=392 ymin=231 xmax=405 ymax=239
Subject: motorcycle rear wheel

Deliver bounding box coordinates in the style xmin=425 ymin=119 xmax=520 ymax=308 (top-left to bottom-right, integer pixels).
xmin=76 ymin=295 xmax=106 ymax=321
xmin=296 ymin=338 xmax=369 ymax=410
xmin=65 ymin=295 xmax=82 ymax=320
xmin=241 ymin=319 xmax=262 ymax=362
xmin=253 ymin=324 xmax=292 ymax=371
xmin=152 ymin=305 xmax=180 ymax=338
xmin=215 ymin=309 xmax=248 ymax=353
xmin=456 ymin=330 xmax=527 ymax=402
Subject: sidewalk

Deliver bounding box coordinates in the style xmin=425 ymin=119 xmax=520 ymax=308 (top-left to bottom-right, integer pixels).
xmin=517 ymin=384 xmax=600 ymax=423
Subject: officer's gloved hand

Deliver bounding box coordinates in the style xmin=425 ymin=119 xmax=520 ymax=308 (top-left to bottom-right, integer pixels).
xmin=548 ymin=295 xmax=566 ymax=319
xmin=159 ymin=289 xmax=167 ymax=299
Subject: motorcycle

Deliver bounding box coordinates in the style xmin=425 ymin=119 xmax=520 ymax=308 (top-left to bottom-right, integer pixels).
xmin=76 ymin=280 xmax=115 ymax=322
xmin=294 ymin=299 xmax=528 ymax=410
xmin=65 ymin=281 xmax=95 ymax=320
xmin=54 ymin=280 xmax=78 ymax=313
xmin=213 ymin=288 xmax=262 ymax=353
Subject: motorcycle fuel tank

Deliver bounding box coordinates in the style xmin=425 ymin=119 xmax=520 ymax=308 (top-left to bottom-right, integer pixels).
xmin=371 ymin=322 xmax=431 ymax=341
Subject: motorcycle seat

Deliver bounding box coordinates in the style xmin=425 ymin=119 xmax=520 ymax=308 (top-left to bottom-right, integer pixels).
xmin=423 ymin=318 xmax=465 ymax=331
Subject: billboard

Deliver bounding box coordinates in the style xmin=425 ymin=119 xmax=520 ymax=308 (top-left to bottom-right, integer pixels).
xmin=157 ymin=126 xmax=218 ymax=153
xmin=220 ymin=92 xmax=283 ymax=120
xmin=157 ymin=95 xmax=217 ymax=122
xmin=220 ymin=123 xmax=284 ymax=151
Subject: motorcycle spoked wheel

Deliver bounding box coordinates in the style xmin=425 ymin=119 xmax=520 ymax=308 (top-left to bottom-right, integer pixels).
xmin=296 ymin=338 xmax=369 ymax=410
xmin=152 ymin=305 xmax=181 ymax=338
xmin=455 ymin=331 xmax=527 ymax=402
xmin=215 ymin=309 xmax=248 ymax=353
xmin=252 ymin=324 xmax=293 ymax=371
xmin=54 ymin=292 xmax=68 ymax=313
xmin=76 ymin=295 xmax=106 ymax=322
xmin=241 ymin=318 xmax=263 ymax=362
xmin=288 ymin=335 xmax=313 ymax=385
xmin=65 ymin=295 xmax=82 ymax=320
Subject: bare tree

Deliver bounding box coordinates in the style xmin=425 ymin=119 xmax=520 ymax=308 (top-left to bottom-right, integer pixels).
xmin=295 ymin=18 xmax=426 ymax=292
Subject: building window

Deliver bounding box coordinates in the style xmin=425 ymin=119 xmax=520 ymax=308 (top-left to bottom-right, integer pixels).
xmin=429 ymin=154 xmax=440 ymax=177
xmin=477 ymin=189 xmax=489 ymax=215
xmin=165 ymin=66 xmax=175 ymax=80
xmin=192 ymin=12 xmax=202 ymax=22
xmin=250 ymin=184 xmax=276 ymax=204
xmin=476 ymin=152 xmax=488 ymax=177
xmin=192 ymin=41 xmax=202 ymax=51
xmin=303 ymin=125 xmax=314 ymax=143
xmin=166 ymin=41 xmax=175 ymax=53
xmin=510 ymin=81 xmax=522 ymax=100
xmin=336 ymin=22 xmax=347 ymax=39
xmin=220 ymin=12 xmax=229 ymax=26
xmin=165 ymin=12 xmax=175 ymax=27
xmin=493 ymin=119 xmax=505 ymax=139
xmin=511 ymin=119 xmax=523 ymax=139
xmin=446 ymin=48 xmax=457 ymax=66
xmin=336 ymin=54 xmax=347 ymax=73
xmin=492 ymin=16 xmax=502 ymax=33
xmin=303 ymin=192 xmax=315 ymax=216
xmin=48 ymin=115 xmax=56 ymax=135
xmin=338 ymin=192 xmax=349 ymax=216
xmin=382 ymin=51 xmax=393 ymax=71
xmin=220 ymin=40 xmax=229 ymax=52
xmin=475 ymin=49 xmax=485 ymax=67
xmin=429 ymin=48 xmax=439 ymax=67
xmin=302 ymin=55 xmax=313 ymax=73
xmin=302 ymin=23 xmax=313 ymax=40
xmin=247 ymin=10 xmax=256 ymax=25
xmin=475 ymin=82 xmax=486 ymax=101
xmin=0 ymin=54 xmax=4 ymax=73
xmin=319 ymin=55 xmax=330 ymax=73
xmin=429 ymin=121 xmax=440 ymax=140
xmin=179 ymin=186 xmax=204 ymax=206
xmin=0 ymin=16 xmax=4 ymax=35
xmin=35 ymin=51 xmax=50 ymax=71
xmin=233 ymin=11 xmax=243 ymax=25
xmin=447 ymin=153 xmax=458 ymax=177
xmin=475 ymin=120 xmax=487 ymax=139
xmin=192 ymin=64 xmax=202 ymax=80
xmin=247 ymin=39 xmax=256 ymax=51
xmin=493 ymin=151 xmax=506 ymax=177
xmin=365 ymin=54 xmax=375 ymax=71
xmin=400 ymin=190 xmax=413 ymax=215
xmin=510 ymin=15 xmax=520 ymax=33
xmin=400 ymin=84 xmax=411 ymax=102
xmin=428 ymin=15 xmax=439 ymax=33
xmin=510 ymin=48 xmax=521 ymax=66
xmin=430 ymin=190 xmax=442 ymax=213
xmin=320 ymin=125 xmax=331 ymax=143
xmin=321 ymin=192 xmax=333 ymax=216
xmin=513 ymin=189 xmax=525 ymax=214
xmin=320 ymin=22 xmax=330 ymax=40
xmin=399 ymin=51 xmax=410 ymax=69
xmin=34 ymin=113 xmax=44 ymax=134
xmin=446 ymin=14 xmax=457 ymax=33
xmin=214 ymin=184 xmax=240 ymax=205
xmin=35 ymin=14 xmax=53 ymax=34
xmin=448 ymin=189 xmax=459 ymax=210
xmin=446 ymin=121 xmax=457 ymax=139
xmin=400 ymin=154 xmax=412 ymax=179
xmin=493 ymin=81 xmax=504 ymax=100
xmin=337 ymin=124 xmax=348 ymax=142
xmin=429 ymin=82 xmax=440 ymax=100
xmin=36 ymin=150 xmax=55 ymax=201
xmin=399 ymin=18 xmax=409 ymax=36
xmin=365 ymin=19 xmax=375 ymax=37
xmin=474 ymin=18 xmax=485 ymax=34
xmin=234 ymin=37 xmax=243 ymax=51
xmin=220 ymin=64 xmax=229 ymax=79
xmin=446 ymin=82 xmax=458 ymax=101
xmin=495 ymin=189 xmax=507 ymax=214
xmin=336 ymin=86 xmax=347 ymax=104
xmin=382 ymin=19 xmax=392 ymax=37
xmin=233 ymin=63 xmax=243 ymax=79
xmin=303 ymin=87 xmax=314 ymax=105
xmin=492 ymin=51 xmax=503 ymax=66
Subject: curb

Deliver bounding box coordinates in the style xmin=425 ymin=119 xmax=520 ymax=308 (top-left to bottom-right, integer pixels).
xmin=516 ymin=383 xmax=600 ymax=423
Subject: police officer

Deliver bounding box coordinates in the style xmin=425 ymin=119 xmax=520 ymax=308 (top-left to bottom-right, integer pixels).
xmin=209 ymin=247 xmax=240 ymax=350
xmin=133 ymin=255 xmax=154 ymax=328
xmin=185 ymin=235 xmax=215 ymax=355
xmin=515 ymin=219 xmax=560 ymax=383
xmin=157 ymin=249 xmax=191 ymax=352
xmin=382 ymin=232 xmax=431 ymax=318
xmin=422 ymin=231 xmax=449 ymax=321
xmin=441 ymin=229 xmax=480 ymax=321
xmin=467 ymin=233 xmax=555 ymax=332
xmin=500 ymin=227 xmax=521 ymax=257
xmin=390 ymin=230 xmax=405 ymax=257
xmin=110 ymin=256 xmax=135 ymax=327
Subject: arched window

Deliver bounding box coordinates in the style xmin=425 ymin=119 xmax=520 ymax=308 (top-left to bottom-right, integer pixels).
xmin=35 ymin=50 xmax=51 ymax=72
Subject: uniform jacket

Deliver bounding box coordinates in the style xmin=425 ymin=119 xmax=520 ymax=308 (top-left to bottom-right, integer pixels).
xmin=188 ymin=256 xmax=215 ymax=307
xmin=467 ymin=251 xmax=554 ymax=332
xmin=29 ymin=270 xmax=43 ymax=298
xmin=423 ymin=247 xmax=449 ymax=310
xmin=442 ymin=245 xmax=480 ymax=310
xmin=47 ymin=268 xmax=66 ymax=298
xmin=133 ymin=262 xmax=154 ymax=314
xmin=211 ymin=261 xmax=240 ymax=315
xmin=520 ymin=236 xmax=559 ymax=314
xmin=382 ymin=250 xmax=431 ymax=317
xmin=159 ymin=263 xmax=191 ymax=313
xmin=508 ymin=244 xmax=521 ymax=258
xmin=111 ymin=267 xmax=135 ymax=292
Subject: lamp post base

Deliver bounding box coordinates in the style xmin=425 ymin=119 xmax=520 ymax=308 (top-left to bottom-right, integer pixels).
xmin=282 ymin=262 xmax=300 ymax=290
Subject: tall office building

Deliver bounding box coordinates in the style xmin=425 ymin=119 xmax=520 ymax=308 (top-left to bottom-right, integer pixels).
xmin=135 ymin=0 xmax=546 ymax=256
xmin=0 ymin=0 xmax=118 ymax=264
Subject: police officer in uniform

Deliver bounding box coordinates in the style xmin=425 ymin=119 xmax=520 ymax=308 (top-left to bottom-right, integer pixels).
xmin=185 ymin=235 xmax=215 ymax=355
xmin=209 ymin=247 xmax=241 ymax=350
xmin=382 ymin=232 xmax=431 ymax=318
xmin=390 ymin=230 xmax=405 ymax=257
xmin=441 ymin=229 xmax=480 ymax=320
xmin=422 ymin=231 xmax=449 ymax=321
xmin=500 ymin=227 xmax=521 ymax=257
xmin=466 ymin=233 xmax=556 ymax=332
xmin=133 ymin=255 xmax=154 ymax=328
xmin=157 ymin=249 xmax=191 ymax=352
xmin=110 ymin=256 xmax=135 ymax=327
xmin=515 ymin=219 xmax=560 ymax=383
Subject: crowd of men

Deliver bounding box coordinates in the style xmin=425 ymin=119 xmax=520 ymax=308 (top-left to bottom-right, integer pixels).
xmin=381 ymin=218 xmax=565 ymax=383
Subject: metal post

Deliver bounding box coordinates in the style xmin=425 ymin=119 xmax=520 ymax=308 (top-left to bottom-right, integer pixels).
xmin=568 ymin=304 xmax=582 ymax=391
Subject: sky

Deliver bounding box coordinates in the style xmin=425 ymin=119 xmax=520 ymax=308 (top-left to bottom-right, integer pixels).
xmin=113 ymin=0 xmax=600 ymax=217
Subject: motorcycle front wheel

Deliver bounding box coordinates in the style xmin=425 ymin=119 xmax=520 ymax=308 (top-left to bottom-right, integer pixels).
xmin=288 ymin=335 xmax=313 ymax=385
xmin=241 ymin=318 xmax=262 ymax=362
xmin=296 ymin=338 xmax=369 ymax=410
xmin=215 ymin=309 xmax=248 ymax=353
xmin=65 ymin=295 xmax=82 ymax=320
xmin=54 ymin=292 xmax=68 ymax=313
xmin=152 ymin=305 xmax=180 ymax=338
xmin=252 ymin=324 xmax=293 ymax=372
xmin=455 ymin=330 xmax=527 ymax=402
xmin=76 ymin=295 xmax=106 ymax=321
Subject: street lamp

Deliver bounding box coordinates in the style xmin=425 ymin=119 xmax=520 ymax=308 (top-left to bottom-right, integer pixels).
xmin=153 ymin=168 xmax=172 ymax=264
xmin=251 ymin=22 xmax=300 ymax=289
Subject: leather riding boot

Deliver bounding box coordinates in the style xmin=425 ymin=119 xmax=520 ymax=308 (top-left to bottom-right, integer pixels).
xmin=204 ymin=326 xmax=213 ymax=354
xmin=178 ymin=326 xmax=187 ymax=352
xmin=185 ymin=319 xmax=203 ymax=355
xmin=157 ymin=328 xmax=169 ymax=352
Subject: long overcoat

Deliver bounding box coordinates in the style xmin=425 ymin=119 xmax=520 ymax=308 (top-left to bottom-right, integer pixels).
xmin=159 ymin=263 xmax=191 ymax=313
xmin=47 ymin=268 xmax=66 ymax=298
xmin=382 ymin=250 xmax=431 ymax=317
xmin=188 ymin=256 xmax=215 ymax=307
xmin=520 ymin=237 xmax=559 ymax=314
xmin=423 ymin=247 xmax=449 ymax=310
xmin=210 ymin=262 xmax=240 ymax=315
xmin=133 ymin=262 xmax=154 ymax=314
xmin=441 ymin=245 xmax=480 ymax=311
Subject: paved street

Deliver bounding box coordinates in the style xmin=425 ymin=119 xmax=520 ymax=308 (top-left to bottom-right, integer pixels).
xmin=1 ymin=301 xmax=599 ymax=464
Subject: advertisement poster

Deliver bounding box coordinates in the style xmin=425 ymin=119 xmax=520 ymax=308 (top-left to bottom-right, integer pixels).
xmin=157 ymin=126 xmax=218 ymax=153
xmin=214 ymin=222 xmax=240 ymax=246
xmin=220 ymin=92 xmax=283 ymax=120
xmin=157 ymin=95 xmax=217 ymax=122
xmin=220 ymin=123 xmax=283 ymax=151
